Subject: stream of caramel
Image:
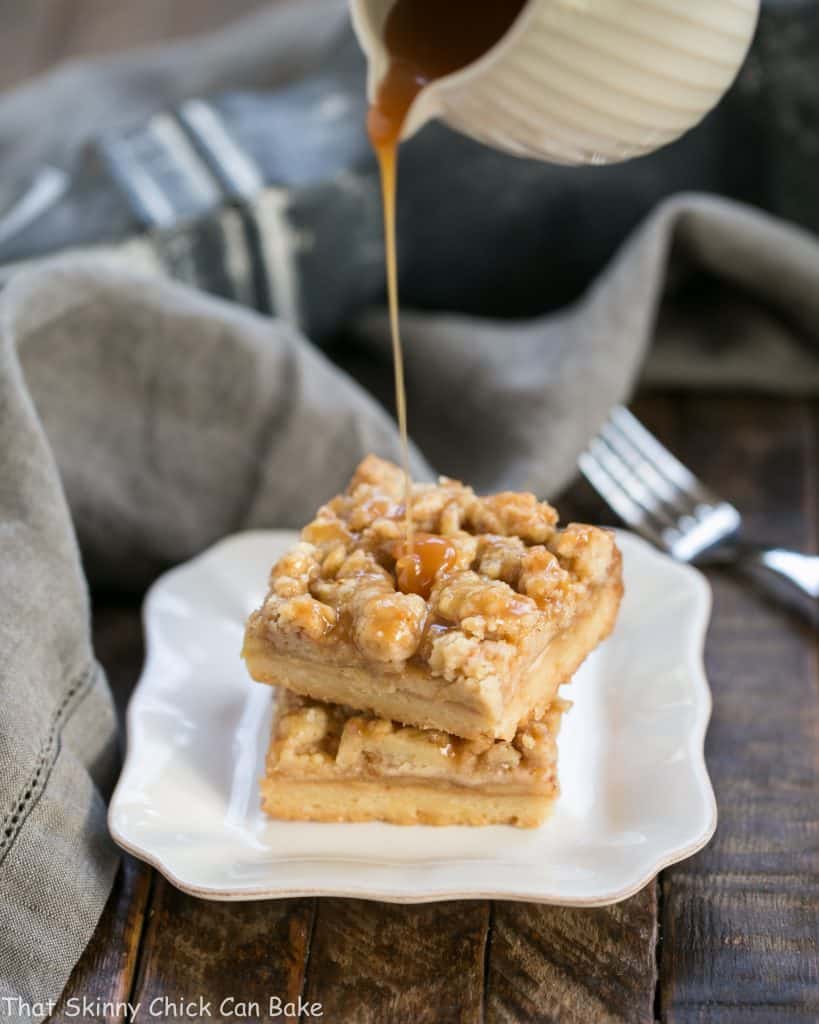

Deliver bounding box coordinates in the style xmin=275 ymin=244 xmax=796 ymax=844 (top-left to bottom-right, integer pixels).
xmin=367 ymin=0 xmax=527 ymax=575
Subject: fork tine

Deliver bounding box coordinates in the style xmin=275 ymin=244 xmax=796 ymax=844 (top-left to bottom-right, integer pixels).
xmin=590 ymin=406 xmax=743 ymax=560
xmin=578 ymin=449 xmax=668 ymax=549
xmin=598 ymin=419 xmax=691 ymax=514
xmin=608 ymin=406 xmax=716 ymax=505
xmin=587 ymin=437 xmax=680 ymax=528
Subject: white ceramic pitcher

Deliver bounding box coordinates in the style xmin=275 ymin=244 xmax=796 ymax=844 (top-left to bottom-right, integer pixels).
xmin=350 ymin=0 xmax=760 ymax=164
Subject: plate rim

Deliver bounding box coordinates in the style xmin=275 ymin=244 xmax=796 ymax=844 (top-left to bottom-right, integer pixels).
xmin=108 ymin=528 xmax=717 ymax=905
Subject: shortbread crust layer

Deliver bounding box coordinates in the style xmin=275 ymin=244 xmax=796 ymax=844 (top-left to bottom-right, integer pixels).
xmin=260 ymin=779 xmax=558 ymax=828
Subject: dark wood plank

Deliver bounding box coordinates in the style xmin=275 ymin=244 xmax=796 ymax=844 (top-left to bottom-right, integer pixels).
xmin=487 ymin=887 xmax=658 ymax=1024
xmin=302 ymin=899 xmax=490 ymax=1023
xmin=91 ymin=602 xmax=146 ymax=722
xmin=655 ymin=396 xmax=819 ymax=1022
xmin=49 ymin=857 xmax=152 ymax=1024
xmin=131 ymin=880 xmax=315 ymax=1023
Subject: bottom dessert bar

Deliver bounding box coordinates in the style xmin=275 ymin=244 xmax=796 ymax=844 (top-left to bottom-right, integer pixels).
xmin=261 ymin=691 xmax=569 ymax=828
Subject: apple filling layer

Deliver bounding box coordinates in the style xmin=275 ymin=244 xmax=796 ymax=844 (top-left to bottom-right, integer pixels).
xmin=261 ymin=692 xmax=569 ymax=828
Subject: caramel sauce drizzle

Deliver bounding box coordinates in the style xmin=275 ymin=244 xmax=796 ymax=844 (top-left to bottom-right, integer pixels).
xmin=367 ymin=0 xmax=527 ymax=572
xmin=394 ymin=533 xmax=457 ymax=599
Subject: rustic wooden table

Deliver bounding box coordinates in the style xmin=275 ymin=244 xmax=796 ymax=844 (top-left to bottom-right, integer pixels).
xmin=4 ymin=3 xmax=818 ymax=1021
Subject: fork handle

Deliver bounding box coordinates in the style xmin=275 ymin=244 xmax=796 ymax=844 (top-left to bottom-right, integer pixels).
xmin=705 ymin=543 xmax=819 ymax=627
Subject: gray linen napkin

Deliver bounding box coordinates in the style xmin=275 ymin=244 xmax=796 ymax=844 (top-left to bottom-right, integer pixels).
xmin=3 ymin=187 xmax=819 ymax=1018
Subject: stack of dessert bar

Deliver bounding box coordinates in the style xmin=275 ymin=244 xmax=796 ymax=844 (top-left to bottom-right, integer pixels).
xmin=243 ymin=456 xmax=623 ymax=828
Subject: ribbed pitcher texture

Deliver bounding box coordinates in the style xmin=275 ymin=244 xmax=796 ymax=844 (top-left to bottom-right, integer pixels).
xmin=351 ymin=0 xmax=760 ymax=164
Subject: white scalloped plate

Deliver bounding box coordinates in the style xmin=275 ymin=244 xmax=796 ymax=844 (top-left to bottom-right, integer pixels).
xmin=109 ymin=529 xmax=716 ymax=905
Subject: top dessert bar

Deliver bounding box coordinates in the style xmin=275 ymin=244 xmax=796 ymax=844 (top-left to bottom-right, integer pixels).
xmin=243 ymin=455 xmax=622 ymax=741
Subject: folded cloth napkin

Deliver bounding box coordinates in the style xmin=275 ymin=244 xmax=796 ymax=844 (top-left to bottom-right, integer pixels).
xmin=3 ymin=189 xmax=819 ymax=1018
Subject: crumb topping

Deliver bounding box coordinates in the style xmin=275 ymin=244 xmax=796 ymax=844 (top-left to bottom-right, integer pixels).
xmin=268 ymin=691 xmax=569 ymax=784
xmin=250 ymin=455 xmax=619 ymax=676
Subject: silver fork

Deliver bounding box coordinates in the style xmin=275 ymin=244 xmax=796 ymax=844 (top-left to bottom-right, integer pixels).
xmin=579 ymin=405 xmax=819 ymax=626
